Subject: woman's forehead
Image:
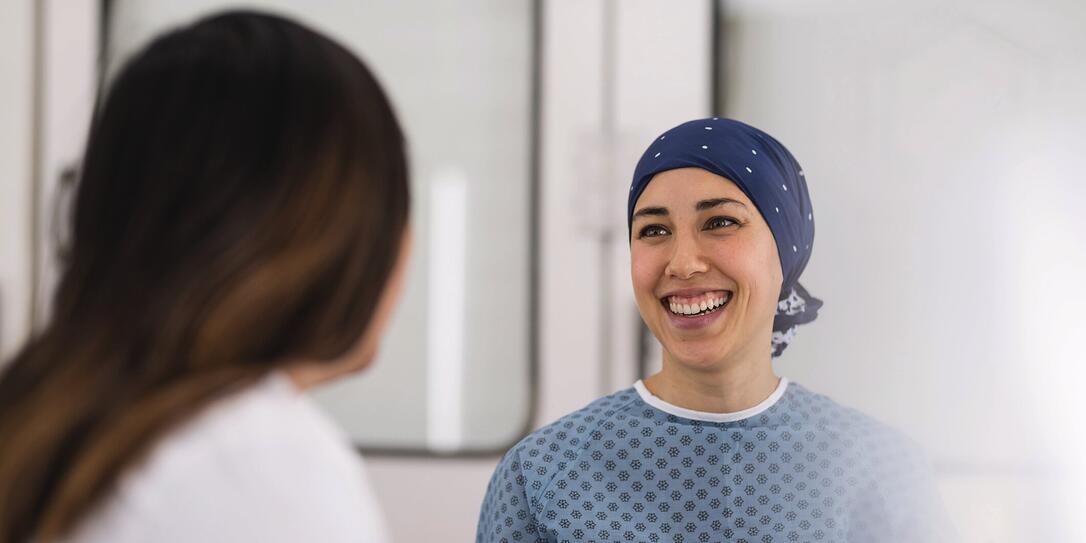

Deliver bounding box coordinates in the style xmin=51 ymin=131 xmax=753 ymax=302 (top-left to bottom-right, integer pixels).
xmin=637 ymin=168 xmax=751 ymax=207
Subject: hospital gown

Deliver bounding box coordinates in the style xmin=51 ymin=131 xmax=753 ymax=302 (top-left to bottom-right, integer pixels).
xmin=477 ymin=378 xmax=954 ymax=543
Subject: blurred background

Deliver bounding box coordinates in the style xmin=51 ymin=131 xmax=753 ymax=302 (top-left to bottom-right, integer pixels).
xmin=1 ymin=0 xmax=1084 ymax=540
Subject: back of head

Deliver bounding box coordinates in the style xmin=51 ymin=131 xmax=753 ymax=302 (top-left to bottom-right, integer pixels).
xmin=0 ymin=11 xmax=408 ymax=542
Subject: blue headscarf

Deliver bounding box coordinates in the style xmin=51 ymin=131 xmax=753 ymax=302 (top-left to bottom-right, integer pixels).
xmin=628 ymin=118 xmax=823 ymax=357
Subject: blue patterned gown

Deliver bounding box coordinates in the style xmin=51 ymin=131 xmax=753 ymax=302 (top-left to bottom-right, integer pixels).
xmin=476 ymin=377 xmax=954 ymax=543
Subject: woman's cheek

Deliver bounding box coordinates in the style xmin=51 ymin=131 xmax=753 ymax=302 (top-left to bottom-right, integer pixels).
xmin=750 ymin=248 xmax=784 ymax=310
xmin=630 ymin=250 xmax=658 ymax=291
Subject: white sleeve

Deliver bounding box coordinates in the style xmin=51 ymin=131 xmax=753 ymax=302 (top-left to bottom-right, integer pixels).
xmin=67 ymin=385 xmax=390 ymax=543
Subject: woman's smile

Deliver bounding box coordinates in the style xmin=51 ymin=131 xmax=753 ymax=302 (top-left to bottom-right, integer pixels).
xmin=660 ymin=288 xmax=733 ymax=330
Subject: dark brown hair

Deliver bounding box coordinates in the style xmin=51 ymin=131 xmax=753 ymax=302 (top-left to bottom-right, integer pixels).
xmin=0 ymin=11 xmax=409 ymax=542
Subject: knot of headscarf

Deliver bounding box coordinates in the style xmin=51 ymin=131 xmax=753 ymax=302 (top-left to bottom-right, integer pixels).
xmin=628 ymin=118 xmax=823 ymax=357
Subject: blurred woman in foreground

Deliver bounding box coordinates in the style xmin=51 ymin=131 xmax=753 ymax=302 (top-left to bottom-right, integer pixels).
xmin=0 ymin=11 xmax=409 ymax=543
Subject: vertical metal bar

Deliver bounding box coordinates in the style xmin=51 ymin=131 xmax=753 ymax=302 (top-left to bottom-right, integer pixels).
xmin=711 ymin=0 xmax=727 ymax=116
xmin=96 ymin=0 xmax=113 ymax=108
xmin=598 ymin=0 xmax=617 ymax=395
xmin=28 ymin=0 xmax=46 ymax=330
xmin=523 ymin=0 xmax=542 ymax=436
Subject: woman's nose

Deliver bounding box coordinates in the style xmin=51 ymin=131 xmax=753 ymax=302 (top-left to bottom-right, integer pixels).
xmin=665 ymin=235 xmax=709 ymax=280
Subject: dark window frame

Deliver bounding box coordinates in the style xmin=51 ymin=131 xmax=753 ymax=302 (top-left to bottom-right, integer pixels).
xmin=96 ymin=0 xmax=542 ymax=458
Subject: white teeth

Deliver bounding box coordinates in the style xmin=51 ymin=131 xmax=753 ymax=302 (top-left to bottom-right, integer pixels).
xmin=666 ymin=293 xmax=733 ymax=315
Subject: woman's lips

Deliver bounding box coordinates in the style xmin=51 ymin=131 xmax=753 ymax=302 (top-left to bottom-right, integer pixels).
xmin=659 ymin=291 xmax=733 ymax=330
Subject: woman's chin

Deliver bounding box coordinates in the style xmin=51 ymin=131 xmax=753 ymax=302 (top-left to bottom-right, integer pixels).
xmin=663 ymin=342 xmax=732 ymax=371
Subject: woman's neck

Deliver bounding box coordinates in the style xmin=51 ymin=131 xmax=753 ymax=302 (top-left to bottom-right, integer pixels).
xmin=642 ymin=353 xmax=779 ymax=414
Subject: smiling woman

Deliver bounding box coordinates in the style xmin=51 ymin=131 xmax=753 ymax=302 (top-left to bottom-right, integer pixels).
xmin=629 ymin=119 xmax=822 ymax=361
xmin=632 ymin=169 xmax=784 ymax=385
xmin=477 ymin=118 xmax=956 ymax=543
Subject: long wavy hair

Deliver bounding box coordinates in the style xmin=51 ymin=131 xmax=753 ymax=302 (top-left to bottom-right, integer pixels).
xmin=0 ymin=11 xmax=409 ymax=542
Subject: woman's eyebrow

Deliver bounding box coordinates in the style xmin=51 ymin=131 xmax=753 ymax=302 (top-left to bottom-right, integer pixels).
xmin=632 ymin=206 xmax=668 ymax=220
xmin=696 ymin=198 xmax=747 ymax=211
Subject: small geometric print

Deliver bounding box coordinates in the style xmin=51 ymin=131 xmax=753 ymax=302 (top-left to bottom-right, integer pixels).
xmin=477 ymin=379 xmax=943 ymax=542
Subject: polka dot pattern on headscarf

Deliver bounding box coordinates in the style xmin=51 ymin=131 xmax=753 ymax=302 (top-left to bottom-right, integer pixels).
xmin=628 ymin=118 xmax=823 ymax=357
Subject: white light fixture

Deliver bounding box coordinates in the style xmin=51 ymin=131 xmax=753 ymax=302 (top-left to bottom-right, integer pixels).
xmin=426 ymin=169 xmax=467 ymax=452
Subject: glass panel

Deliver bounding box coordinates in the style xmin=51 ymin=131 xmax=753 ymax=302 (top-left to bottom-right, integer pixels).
xmin=106 ymin=0 xmax=535 ymax=452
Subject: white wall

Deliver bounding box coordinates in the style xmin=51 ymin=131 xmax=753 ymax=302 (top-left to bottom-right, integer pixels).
xmin=723 ymin=1 xmax=1086 ymax=540
xmin=0 ymin=0 xmax=97 ymax=361
xmin=33 ymin=0 xmax=98 ymax=328
xmin=0 ymin=1 xmax=35 ymax=362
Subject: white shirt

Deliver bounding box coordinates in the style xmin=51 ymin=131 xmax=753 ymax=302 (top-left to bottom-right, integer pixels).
xmin=66 ymin=372 xmax=390 ymax=543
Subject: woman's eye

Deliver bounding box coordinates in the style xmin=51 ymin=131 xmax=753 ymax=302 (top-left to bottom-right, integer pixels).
xmin=638 ymin=225 xmax=669 ymax=238
xmin=704 ymin=216 xmax=738 ymax=230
